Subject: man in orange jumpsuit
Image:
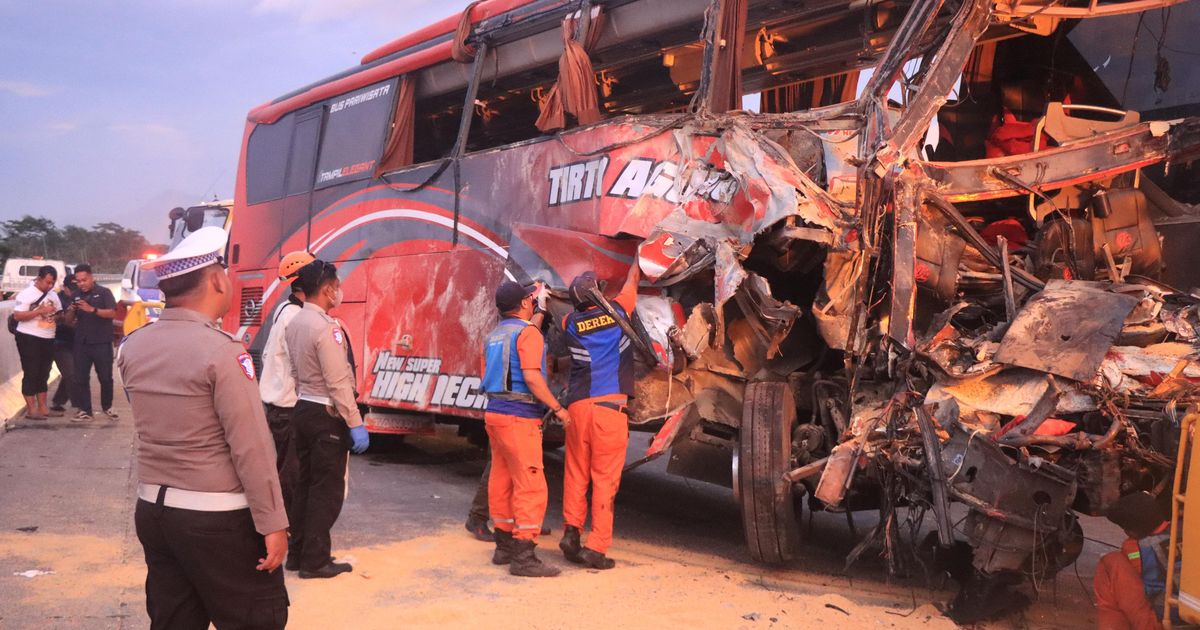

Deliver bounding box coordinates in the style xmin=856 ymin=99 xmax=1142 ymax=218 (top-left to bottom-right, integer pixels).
xmin=1095 ymin=491 xmax=1172 ymax=630
xmin=558 ymin=263 xmax=639 ymax=570
xmin=480 ymin=280 xmax=571 ymax=578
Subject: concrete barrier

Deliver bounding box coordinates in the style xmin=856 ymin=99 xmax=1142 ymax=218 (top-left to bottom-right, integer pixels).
xmin=0 ymin=301 xmax=24 ymax=429
xmin=0 ymin=300 xmax=61 ymax=431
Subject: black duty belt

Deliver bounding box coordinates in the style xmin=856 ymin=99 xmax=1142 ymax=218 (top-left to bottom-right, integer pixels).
xmin=595 ymin=401 xmax=628 ymax=415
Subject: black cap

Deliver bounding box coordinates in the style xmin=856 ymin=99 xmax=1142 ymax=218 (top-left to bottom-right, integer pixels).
xmin=495 ymin=280 xmax=535 ymax=313
xmin=1105 ymin=491 xmax=1168 ymax=537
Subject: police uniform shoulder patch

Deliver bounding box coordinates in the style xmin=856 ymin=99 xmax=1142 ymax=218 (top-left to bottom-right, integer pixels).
xmin=331 ymin=326 xmax=344 ymax=346
xmin=236 ymin=352 xmax=256 ymax=380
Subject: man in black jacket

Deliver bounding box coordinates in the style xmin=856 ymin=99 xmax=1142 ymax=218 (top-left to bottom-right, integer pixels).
xmin=70 ymin=264 xmax=118 ymax=422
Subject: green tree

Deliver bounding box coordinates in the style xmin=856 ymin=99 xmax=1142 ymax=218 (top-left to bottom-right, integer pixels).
xmin=1 ymin=215 xmax=158 ymax=274
xmin=0 ymin=215 xmax=60 ymax=258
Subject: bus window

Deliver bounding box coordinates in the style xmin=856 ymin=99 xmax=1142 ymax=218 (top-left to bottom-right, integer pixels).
xmin=314 ymin=78 xmax=398 ymax=189
xmin=413 ymin=88 xmax=467 ymax=163
xmin=245 ymin=114 xmax=294 ymax=204
xmin=285 ymin=111 xmax=321 ymax=196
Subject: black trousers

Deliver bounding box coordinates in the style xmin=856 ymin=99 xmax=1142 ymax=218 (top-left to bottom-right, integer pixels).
xmin=264 ymin=404 xmax=299 ymax=514
xmin=469 ymin=458 xmax=491 ymax=522
xmin=74 ymin=341 xmax=113 ymax=413
xmin=290 ymin=401 xmax=350 ymax=571
xmin=135 ymin=498 xmax=288 ymax=630
xmin=14 ymin=332 xmax=53 ymax=396
xmin=52 ymin=342 xmax=76 ymax=407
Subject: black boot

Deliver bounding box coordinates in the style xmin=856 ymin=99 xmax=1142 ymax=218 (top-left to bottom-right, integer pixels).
xmin=299 ymin=561 xmax=352 ymax=579
xmin=465 ymin=515 xmax=494 ymax=542
xmin=577 ymin=548 xmax=616 ymax=570
xmin=559 ymin=525 xmax=583 ymax=563
xmin=509 ymin=539 xmax=561 ymax=577
xmin=286 ymin=554 xmax=332 ymax=572
xmin=492 ymin=529 xmax=514 ymax=565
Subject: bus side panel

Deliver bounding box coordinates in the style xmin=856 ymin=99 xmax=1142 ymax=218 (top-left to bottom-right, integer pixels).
xmin=360 ymin=247 xmax=503 ymax=419
xmin=453 ymin=121 xmax=732 ymax=284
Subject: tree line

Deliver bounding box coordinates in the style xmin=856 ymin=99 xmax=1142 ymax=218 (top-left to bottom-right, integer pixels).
xmin=0 ymin=215 xmax=165 ymax=274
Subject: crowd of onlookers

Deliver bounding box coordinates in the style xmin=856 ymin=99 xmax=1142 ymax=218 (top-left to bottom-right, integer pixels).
xmin=8 ymin=264 xmax=118 ymax=421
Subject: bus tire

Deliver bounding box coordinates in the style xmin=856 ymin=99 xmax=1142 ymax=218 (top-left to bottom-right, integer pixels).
xmin=737 ymin=381 xmax=800 ymax=565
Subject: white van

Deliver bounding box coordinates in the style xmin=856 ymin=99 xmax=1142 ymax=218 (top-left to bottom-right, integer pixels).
xmin=1 ymin=258 xmax=66 ymax=299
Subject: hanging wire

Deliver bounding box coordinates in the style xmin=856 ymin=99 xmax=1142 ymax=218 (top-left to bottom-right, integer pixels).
xmin=1120 ymin=13 xmax=1146 ymax=104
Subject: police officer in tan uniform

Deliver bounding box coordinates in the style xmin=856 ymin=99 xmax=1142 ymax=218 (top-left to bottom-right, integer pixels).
xmin=118 ymin=227 xmax=289 ymax=629
xmin=285 ymin=259 xmax=369 ymax=579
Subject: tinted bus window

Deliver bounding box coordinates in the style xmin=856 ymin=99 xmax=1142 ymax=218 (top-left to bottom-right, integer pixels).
xmin=246 ymin=114 xmax=293 ymax=204
xmin=286 ymin=114 xmax=321 ymax=196
xmin=315 ymin=78 xmax=397 ymax=189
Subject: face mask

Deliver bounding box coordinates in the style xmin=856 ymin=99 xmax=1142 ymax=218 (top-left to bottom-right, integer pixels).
xmin=330 ymin=286 xmax=343 ymax=309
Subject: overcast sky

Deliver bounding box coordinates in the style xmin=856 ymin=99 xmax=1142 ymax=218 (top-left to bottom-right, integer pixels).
xmin=0 ymin=0 xmax=472 ymax=244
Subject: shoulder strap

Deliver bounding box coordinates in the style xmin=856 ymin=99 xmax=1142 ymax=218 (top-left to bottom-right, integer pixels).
xmin=272 ymin=301 xmax=299 ymax=325
xmin=30 ymin=289 xmax=51 ymax=308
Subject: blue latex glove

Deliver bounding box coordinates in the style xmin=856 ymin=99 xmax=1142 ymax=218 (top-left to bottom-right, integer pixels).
xmin=349 ymin=425 xmax=370 ymax=454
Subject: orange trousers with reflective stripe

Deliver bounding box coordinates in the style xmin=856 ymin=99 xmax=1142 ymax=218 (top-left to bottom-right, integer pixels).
xmin=485 ymin=412 xmax=547 ymax=542
xmin=1094 ymin=545 xmax=1160 ymax=630
xmin=562 ymin=395 xmax=629 ymax=555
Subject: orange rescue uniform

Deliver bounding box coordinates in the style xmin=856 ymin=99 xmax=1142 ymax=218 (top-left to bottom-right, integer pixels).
xmin=1095 ymin=529 xmax=1166 ymax=630
xmin=483 ymin=326 xmax=549 ymax=542
xmin=561 ymin=273 xmax=637 ymax=555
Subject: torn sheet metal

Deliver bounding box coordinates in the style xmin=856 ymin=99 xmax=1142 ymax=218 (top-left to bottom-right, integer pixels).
xmin=812 ymin=250 xmax=862 ymax=351
xmin=733 ymin=273 xmax=801 ymax=359
xmin=635 ymin=209 xmax=727 ymax=285
xmin=713 ymin=239 xmax=748 ymax=344
xmin=941 ymin=423 xmax=1078 ymax=574
xmin=715 ymin=121 xmax=844 ymax=236
xmin=671 ymin=304 xmax=715 ymax=360
xmin=925 ymin=367 xmax=1098 ymax=417
xmin=1098 ymin=342 xmax=1200 ymax=393
xmin=994 ymin=280 xmax=1140 ymax=381
xmin=633 ymin=295 xmax=680 ymax=369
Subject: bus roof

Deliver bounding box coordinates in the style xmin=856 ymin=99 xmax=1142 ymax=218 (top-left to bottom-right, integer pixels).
xmin=247 ymin=0 xmax=548 ymax=125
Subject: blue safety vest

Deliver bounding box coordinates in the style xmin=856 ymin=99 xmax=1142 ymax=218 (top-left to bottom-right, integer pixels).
xmin=481 ymin=318 xmax=545 ymax=418
xmin=1128 ymin=530 xmax=1182 ymax=623
xmin=563 ymin=304 xmax=634 ymax=405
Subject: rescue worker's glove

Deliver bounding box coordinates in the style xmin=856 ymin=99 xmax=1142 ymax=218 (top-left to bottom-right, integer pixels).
xmin=533 ymin=281 xmax=548 ymax=314
xmin=349 ymin=425 xmax=370 ymax=454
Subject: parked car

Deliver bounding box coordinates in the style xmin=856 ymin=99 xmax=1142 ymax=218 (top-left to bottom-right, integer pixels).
xmin=2 ymin=257 xmax=66 ymax=299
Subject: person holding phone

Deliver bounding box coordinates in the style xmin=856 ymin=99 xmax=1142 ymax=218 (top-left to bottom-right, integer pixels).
xmin=70 ymin=263 xmax=118 ymax=422
xmin=11 ymin=265 xmax=62 ymax=420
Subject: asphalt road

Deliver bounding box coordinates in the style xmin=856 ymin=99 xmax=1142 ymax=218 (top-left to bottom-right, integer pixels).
xmin=0 ymin=371 xmax=1124 ymax=629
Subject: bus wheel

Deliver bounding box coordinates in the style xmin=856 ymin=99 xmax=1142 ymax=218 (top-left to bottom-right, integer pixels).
xmin=737 ymin=381 xmax=801 ymax=565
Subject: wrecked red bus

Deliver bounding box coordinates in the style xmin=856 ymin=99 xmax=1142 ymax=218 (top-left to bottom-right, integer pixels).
xmin=227 ymin=0 xmax=1200 ymax=619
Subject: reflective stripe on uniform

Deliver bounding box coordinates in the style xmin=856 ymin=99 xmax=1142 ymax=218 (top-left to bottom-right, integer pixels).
xmin=1128 ymin=551 xmax=1141 ymax=560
